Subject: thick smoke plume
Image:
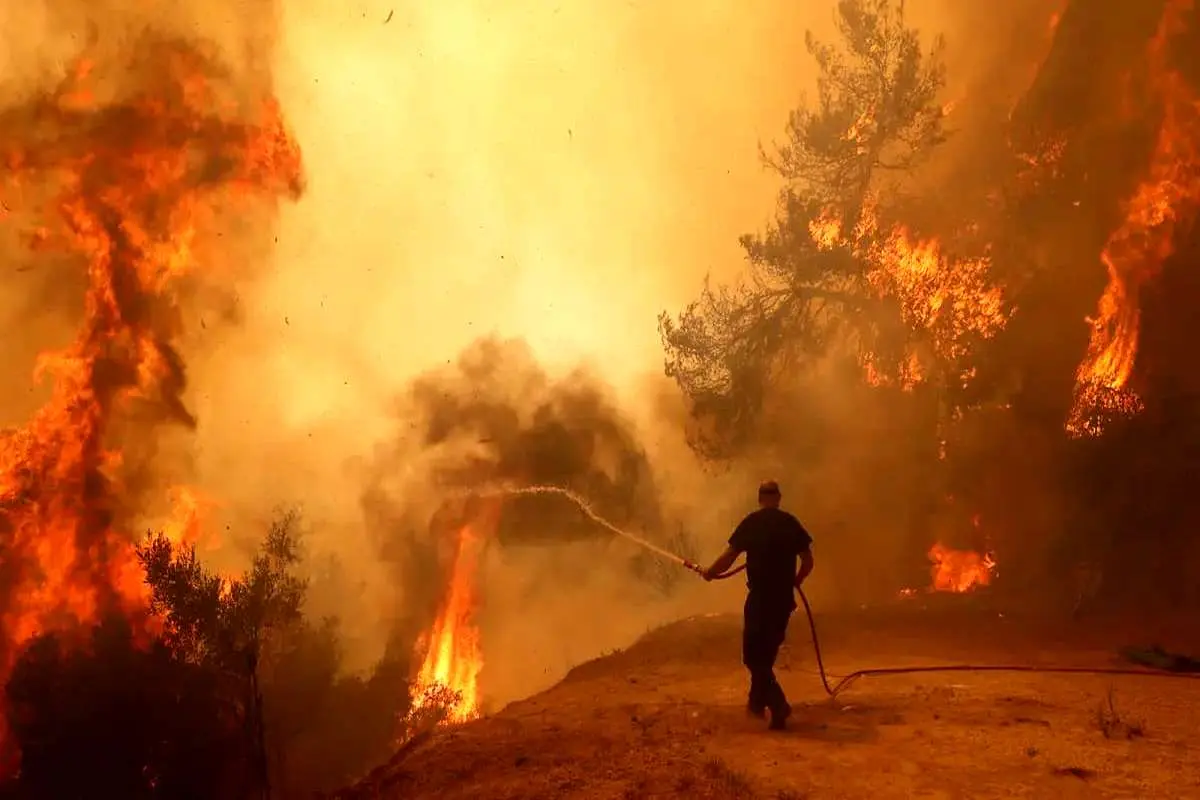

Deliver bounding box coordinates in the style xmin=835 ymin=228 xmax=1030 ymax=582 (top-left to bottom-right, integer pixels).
xmin=362 ymin=338 xmax=691 ymax=634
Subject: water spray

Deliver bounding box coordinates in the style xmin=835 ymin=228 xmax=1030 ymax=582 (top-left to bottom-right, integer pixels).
xmin=472 ymin=484 xmax=719 ymax=575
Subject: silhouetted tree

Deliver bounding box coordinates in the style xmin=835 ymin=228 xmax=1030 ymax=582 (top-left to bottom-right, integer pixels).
xmin=139 ymin=511 xmax=307 ymax=799
xmin=141 ymin=512 xmax=411 ymax=797
xmin=659 ymin=0 xmax=953 ymax=455
xmin=258 ymin=615 xmax=412 ymax=796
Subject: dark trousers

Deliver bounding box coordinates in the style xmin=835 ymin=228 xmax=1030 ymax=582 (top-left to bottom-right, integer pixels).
xmin=742 ymin=594 xmax=793 ymax=712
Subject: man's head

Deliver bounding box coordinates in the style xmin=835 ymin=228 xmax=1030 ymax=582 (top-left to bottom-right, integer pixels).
xmin=757 ymin=480 xmax=781 ymax=509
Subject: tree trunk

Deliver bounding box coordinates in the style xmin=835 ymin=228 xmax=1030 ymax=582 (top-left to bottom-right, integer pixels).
xmin=246 ymin=650 xmax=271 ymax=800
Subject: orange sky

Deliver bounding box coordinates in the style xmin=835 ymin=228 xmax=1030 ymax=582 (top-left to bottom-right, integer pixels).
xmin=235 ymin=1 xmax=823 ymax=421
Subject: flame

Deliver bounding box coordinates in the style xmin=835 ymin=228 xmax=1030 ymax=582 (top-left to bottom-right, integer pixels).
xmin=159 ymin=486 xmax=212 ymax=549
xmin=807 ymin=209 xmax=842 ymax=251
xmin=809 ymin=202 xmax=1008 ymax=389
xmin=867 ymin=224 xmax=1006 ymax=380
xmin=1067 ymin=0 xmax=1200 ymax=436
xmin=927 ymin=542 xmax=997 ymax=593
xmin=0 ymin=39 xmax=302 ymax=762
xmin=409 ymin=505 xmax=499 ymax=726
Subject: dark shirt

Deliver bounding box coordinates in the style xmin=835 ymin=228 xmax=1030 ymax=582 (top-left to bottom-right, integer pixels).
xmin=729 ymin=507 xmax=813 ymax=607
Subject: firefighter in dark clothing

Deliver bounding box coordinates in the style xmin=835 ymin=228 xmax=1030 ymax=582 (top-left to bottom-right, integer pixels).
xmin=700 ymin=480 xmax=814 ymax=730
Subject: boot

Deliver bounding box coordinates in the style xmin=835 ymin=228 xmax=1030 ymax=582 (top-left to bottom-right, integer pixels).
xmin=768 ymin=704 xmax=791 ymax=731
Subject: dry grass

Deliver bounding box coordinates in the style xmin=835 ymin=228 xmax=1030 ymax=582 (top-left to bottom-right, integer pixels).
xmin=1094 ymin=687 xmax=1145 ymax=740
xmin=699 ymin=757 xmax=757 ymax=797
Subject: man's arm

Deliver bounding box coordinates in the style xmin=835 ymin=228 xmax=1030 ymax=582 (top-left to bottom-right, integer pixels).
xmin=702 ymin=518 xmax=748 ymax=581
xmin=793 ymin=516 xmax=814 ymax=589
xmin=795 ymin=548 xmax=814 ymax=589
xmin=702 ymin=545 xmax=740 ymax=582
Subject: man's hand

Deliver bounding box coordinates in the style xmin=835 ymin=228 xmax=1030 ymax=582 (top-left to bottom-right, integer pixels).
xmin=701 ymin=567 xmax=716 ymax=582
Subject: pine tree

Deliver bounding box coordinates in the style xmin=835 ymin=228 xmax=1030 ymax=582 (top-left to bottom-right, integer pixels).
xmin=659 ymin=0 xmax=964 ymax=456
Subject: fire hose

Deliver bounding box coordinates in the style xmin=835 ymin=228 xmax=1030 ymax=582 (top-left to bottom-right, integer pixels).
xmin=488 ymin=486 xmax=1200 ymax=697
xmin=680 ymin=558 xmax=1200 ymax=697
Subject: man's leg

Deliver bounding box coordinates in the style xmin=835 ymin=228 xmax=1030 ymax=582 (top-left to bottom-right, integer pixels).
xmin=760 ymin=608 xmax=793 ymax=729
xmin=742 ymin=600 xmax=770 ymax=716
xmin=744 ymin=599 xmax=792 ymax=722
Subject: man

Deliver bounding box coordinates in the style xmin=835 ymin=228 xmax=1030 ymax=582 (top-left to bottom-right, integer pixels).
xmin=701 ymin=480 xmax=814 ymax=730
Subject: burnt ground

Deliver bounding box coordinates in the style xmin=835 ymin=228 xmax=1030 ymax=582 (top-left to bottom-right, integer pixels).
xmin=337 ymin=596 xmax=1200 ymax=799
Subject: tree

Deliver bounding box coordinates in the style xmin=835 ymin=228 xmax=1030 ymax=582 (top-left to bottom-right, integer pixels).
xmin=139 ymin=511 xmax=306 ymax=799
xmin=659 ymin=0 xmax=975 ymax=456
xmin=139 ymin=512 xmax=410 ymax=797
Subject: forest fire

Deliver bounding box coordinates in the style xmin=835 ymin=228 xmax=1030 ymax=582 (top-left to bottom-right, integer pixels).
xmin=0 ymin=36 xmax=302 ymax=760
xmin=927 ymin=542 xmax=997 ymax=593
xmin=1067 ymin=0 xmax=1200 ymax=436
xmin=409 ymin=506 xmax=498 ymax=725
xmin=900 ymin=542 xmax=997 ymax=597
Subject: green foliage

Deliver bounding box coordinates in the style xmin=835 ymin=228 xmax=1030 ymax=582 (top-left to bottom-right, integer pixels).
xmin=261 ymin=618 xmax=410 ymax=796
xmin=659 ymin=0 xmax=948 ymax=456
xmin=138 ymin=510 xmax=307 ymax=674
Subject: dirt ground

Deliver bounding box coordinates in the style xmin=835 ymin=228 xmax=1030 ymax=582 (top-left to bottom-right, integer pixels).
xmin=336 ymin=596 xmax=1200 ymax=799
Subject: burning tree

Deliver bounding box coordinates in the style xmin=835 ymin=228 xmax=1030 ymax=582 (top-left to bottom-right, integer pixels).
xmin=659 ymin=0 xmax=1006 ymax=457
xmin=1062 ymin=0 xmax=1200 ymax=437
xmin=999 ymin=0 xmax=1200 ymax=605
xmin=0 ymin=32 xmax=303 ymax=774
xmin=0 ymin=24 xmax=403 ymax=797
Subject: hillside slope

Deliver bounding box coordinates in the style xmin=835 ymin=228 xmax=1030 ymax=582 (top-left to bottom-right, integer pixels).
xmin=336 ymin=601 xmax=1200 ymax=799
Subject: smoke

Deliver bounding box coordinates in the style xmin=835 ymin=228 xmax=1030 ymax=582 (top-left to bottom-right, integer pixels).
xmin=357 ymin=337 xmax=746 ymax=702
xmin=197 ymin=0 xmax=1082 ymax=660
xmin=167 ymin=0 xmax=843 ymax=672
xmin=361 ymin=336 xmax=666 ymax=599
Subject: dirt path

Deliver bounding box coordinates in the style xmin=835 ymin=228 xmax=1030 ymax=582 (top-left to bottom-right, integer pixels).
xmin=338 ymin=603 xmax=1200 ymax=799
